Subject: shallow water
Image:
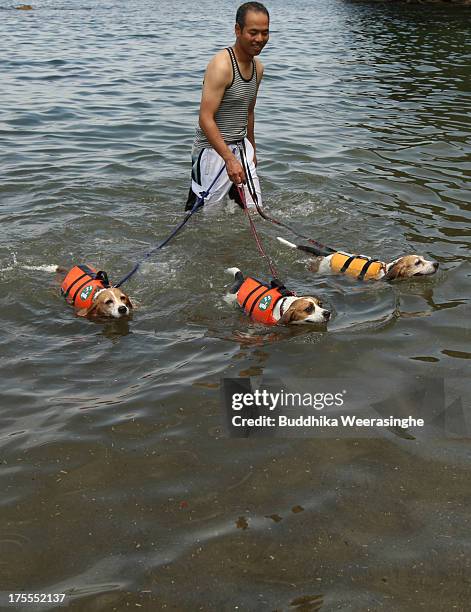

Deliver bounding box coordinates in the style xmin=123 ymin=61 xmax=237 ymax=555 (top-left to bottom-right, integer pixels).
xmin=1 ymin=0 xmax=470 ymax=610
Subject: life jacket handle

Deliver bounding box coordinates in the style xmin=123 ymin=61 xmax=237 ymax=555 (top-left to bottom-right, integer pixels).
xmin=95 ymin=270 xmax=110 ymax=287
xmin=270 ymin=278 xmax=295 ymax=297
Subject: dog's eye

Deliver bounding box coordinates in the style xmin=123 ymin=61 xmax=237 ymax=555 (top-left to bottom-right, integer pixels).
xmin=120 ymin=296 xmax=127 ymax=301
xmin=305 ymin=304 xmax=314 ymax=314
xmin=105 ymin=299 xmax=113 ymax=305
xmin=415 ymin=260 xmax=421 ymax=266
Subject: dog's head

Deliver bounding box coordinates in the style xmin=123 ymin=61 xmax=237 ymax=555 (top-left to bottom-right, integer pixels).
xmin=385 ymin=255 xmax=439 ymax=281
xmin=77 ymin=287 xmax=134 ymax=319
xmin=280 ymin=296 xmax=331 ymax=325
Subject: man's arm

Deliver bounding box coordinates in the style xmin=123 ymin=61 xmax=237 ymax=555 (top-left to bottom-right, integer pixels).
xmin=247 ymin=60 xmax=264 ymax=167
xmin=198 ymin=51 xmax=246 ymax=185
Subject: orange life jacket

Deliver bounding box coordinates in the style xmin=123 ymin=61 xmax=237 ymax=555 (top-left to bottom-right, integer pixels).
xmin=237 ymin=277 xmax=288 ymax=326
xmin=330 ymin=252 xmax=384 ymax=280
xmin=61 ymin=265 xmax=109 ymax=310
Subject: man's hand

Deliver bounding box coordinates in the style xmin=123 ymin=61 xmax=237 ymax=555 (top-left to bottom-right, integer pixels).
xmin=225 ymin=155 xmax=246 ymax=185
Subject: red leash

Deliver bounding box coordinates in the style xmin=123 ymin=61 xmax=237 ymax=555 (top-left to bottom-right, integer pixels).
xmin=237 ymin=141 xmax=335 ymax=256
xmin=237 ymin=185 xmax=280 ymax=280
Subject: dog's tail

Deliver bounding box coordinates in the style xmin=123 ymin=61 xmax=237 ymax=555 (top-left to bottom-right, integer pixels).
xmin=226 ymin=267 xmax=241 ymax=278
xmin=277 ymin=237 xmax=297 ymax=250
xmin=277 ymin=237 xmax=324 ymax=257
xmin=226 ymin=267 xmax=245 ymax=294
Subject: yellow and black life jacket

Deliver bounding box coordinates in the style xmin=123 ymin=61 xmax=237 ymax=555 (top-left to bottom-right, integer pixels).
xmin=237 ymin=277 xmax=291 ymax=325
xmin=330 ymin=252 xmax=385 ymax=281
xmin=61 ymin=265 xmax=110 ymax=310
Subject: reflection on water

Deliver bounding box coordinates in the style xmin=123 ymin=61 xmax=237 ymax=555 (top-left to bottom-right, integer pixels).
xmin=0 ymin=0 xmax=470 ymax=609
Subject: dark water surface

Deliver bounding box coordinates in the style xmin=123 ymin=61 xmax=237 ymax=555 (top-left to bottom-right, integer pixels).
xmin=1 ymin=0 xmax=470 ymax=610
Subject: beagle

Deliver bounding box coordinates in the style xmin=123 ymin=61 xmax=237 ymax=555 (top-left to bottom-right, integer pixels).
xmin=58 ymin=265 xmax=133 ymax=319
xmin=277 ymin=238 xmax=439 ymax=281
xmin=226 ymin=267 xmax=330 ymax=325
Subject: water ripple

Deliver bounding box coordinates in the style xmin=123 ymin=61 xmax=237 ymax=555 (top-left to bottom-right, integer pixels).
xmin=1 ymin=0 xmax=470 ymax=609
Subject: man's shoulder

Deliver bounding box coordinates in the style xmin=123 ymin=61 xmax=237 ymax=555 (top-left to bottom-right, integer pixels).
xmin=207 ymin=48 xmax=232 ymax=68
xmin=254 ymin=58 xmax=264 ymax=80
xmin=205 ymin=49 xmax=233 ymax=84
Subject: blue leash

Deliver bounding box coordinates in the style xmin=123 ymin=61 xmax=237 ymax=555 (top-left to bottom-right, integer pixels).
xmin=115 ymin=161 xmax=227 ymax=288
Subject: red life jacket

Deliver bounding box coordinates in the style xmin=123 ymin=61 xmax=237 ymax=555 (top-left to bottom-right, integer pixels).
xmin=237 ymin=277 xmax=287 ymax=326
xmin=61 ymin=265 xmax=109 ymax=310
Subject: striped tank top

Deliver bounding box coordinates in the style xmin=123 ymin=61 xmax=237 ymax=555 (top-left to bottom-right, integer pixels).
xmin=193 ymin=47 xmax=257 ymax=152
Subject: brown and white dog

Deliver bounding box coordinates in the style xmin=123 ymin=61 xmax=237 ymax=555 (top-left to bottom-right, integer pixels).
xmin=277 ymin=238 xmax=439 ymax=282
xmin=76 ymin=286 xmax=134 ymax=319
xmin=57 ymin=265 xmax=133 ymax=319
xmin=226 ymin=267 xmax=330 ymax=325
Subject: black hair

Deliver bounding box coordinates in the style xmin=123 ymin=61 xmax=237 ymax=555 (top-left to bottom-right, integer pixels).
xmin=236 ymin=2 xmax=269 ymax=29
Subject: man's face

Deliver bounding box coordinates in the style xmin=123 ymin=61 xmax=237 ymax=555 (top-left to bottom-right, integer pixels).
xmin=235 ymin=10 xmax=270 ymax=57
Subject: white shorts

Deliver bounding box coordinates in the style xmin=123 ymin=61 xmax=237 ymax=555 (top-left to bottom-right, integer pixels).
xmin=190 ymin=138 xmax=262 ymax=210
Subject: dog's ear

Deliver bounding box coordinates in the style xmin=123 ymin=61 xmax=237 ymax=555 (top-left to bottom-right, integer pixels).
xmin=385 ymin=260 xmax=403 ymax=280
xmin=279 ymin=307 xmax=297 ymax=325
xmin=124 ymin=295 xmax=134 ymax=310
xmin=76 ymin=303 xmax=97 ymax=318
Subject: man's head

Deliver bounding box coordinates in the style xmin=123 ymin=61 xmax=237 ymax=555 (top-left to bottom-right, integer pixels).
xmin=235 ymin=2 xmax=269 ymax=57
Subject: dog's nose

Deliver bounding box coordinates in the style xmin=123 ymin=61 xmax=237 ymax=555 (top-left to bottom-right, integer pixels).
xmin=433 ymin=262 xmax=439 ymax=269
xmin=118 ymin=305 xmax=128 ymax=314
xmin=323 ymin=310 xmax=331 ymax=320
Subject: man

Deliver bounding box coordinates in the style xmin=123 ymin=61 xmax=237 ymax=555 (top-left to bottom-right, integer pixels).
xmin=185 ymin=2 xmax=270 ymax=211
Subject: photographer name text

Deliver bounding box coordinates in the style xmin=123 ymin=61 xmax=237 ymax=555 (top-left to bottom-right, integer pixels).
xmin=232 ymin=414 xmax=424 ymax=428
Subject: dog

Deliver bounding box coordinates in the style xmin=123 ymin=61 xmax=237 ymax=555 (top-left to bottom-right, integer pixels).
xmin=58 ymin=265 xmax=133 ymax=319
xmin=226 ymin=267 xmax=330 ymax=325
xmin=277 ymin=238 xmax=439 ymax=281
